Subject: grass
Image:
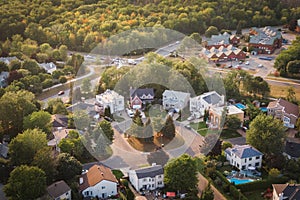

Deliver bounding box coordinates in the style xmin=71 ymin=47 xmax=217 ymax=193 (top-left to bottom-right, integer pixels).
xmin=190 ymin=121 xmax=209 ymax=136
xmin=220 ymin=129 xmax=241 ymax=139
xmin=269 ymin=84 xmax=300 ymax=100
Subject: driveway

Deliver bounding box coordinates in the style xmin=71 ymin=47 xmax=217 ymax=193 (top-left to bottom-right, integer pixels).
xmin=0 ymin=184 xmax=7 ymax=200
xmin=225 ymin=137 xmax=246 ymax=145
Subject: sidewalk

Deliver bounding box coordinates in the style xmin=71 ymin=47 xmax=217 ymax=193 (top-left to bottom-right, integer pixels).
xmin=197 ymin=173 xmax=227 ymax=200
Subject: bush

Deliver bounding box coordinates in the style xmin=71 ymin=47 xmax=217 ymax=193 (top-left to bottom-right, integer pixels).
xmin=59 ymin=76 xmax=67 ymax=83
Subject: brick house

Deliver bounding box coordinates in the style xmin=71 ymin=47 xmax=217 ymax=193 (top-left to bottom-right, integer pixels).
xmin=248 ymin=26 xmax=282 ymax=54
xmin=130 ymin=88 xmax=154 ymax=110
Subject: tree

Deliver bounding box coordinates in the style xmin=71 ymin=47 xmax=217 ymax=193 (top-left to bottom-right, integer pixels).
xmin=46 ymin=98 xmax=67 ymax=114
xmin=56 ymin=153 xmax=82 ymax=181
xmin=205 ymin=26 xmax=219 ymax=38
xmin=246 ymin=103 xmax=262 ymax=120
xmin=268 ymin=168 xmax=280 ymax=178
xmin=0 ymin=61 xmax=9 ymax=73
xmin=23 ymin=110 xmax=52 ymax=135
xmin=32 ymin=147 xmax=56 ymax=184
xmin=161 ymin=115 xmax=175 ymax=138
xmin=236 ymin=21 xmax=243 ymax=35
xmin=200 ymin=134 xmax=222 ymax=157
xmin=164 ymin=154 xmax=198 ymax=194
xmin=97 ymin=120 xmax=114 ymax=142
xmin=190 ymin=32 xmax=202 ymax=44
xmin=225 ymin=115 xmax=241 ymax=130
xmin=246 ymin=114 xmax=285 ymax=156
xmin=21 ymin=59 xmax=41 ymax=75
xmin=286 ymin=86 xmax=297 ymax=104
xmin=201 ymin=183 xmax=214 ymax=200
xmin=4 ymin=165 xmax=46 ymax=200
xmin=9 ymin=129 xmax=48 ymax=166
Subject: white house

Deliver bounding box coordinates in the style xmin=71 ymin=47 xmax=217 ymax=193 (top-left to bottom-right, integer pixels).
xmin=95 ymin=89 xmax=125 ymax=114
xmin=267 ymin=98 xmax=299 ymax=128
xmin=128 ymin=163 xmax=164 ymax=193
xmin=79 ymin=164 xmax=118 ymax=199
xmin=39 ymin=62 xmax=57 ymax=74
xmin=190 ymin=91 xmax=225 ymax=118
xmin=162 ymin=90 xmax=190 ymax=111
xmin=225 ymin=144 xmax=263 ymax=170
xmin=47 ymin=180 xmax=71 ymax=200
xmin=272 ymin=183 xmax=300 ymax=200
xmin=0 ymin=56 xmax=19 ymax=65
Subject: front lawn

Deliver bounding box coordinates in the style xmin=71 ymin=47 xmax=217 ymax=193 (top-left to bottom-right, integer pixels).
xmin=220 ymin=129 xmax=241 ymax=139
xmin=190 ymin=121 xmax=209 ymax=136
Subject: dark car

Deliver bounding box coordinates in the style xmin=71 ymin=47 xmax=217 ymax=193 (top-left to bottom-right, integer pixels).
xmin=104 ymin=116 xmax=113 ymax=122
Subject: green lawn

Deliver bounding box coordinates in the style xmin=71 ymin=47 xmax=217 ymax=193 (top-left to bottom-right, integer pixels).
xmin=220 ymin=129 xmax=241 ymax=139
xmin=190 ymin=121 xmax=209 ymax=136
xmin=114 ymin=115 xmax=125 ymax=122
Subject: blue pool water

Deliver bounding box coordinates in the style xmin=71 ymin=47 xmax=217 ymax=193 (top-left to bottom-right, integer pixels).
xmin=228 ymin=178 xmax=254 ymax=185
xmin=260 ymin=107 xmax=267 ymax=112
xmin=235 ymin=103 xmax=246 ymax=110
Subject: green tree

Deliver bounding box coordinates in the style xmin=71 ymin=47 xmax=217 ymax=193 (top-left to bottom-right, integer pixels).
xmin=225 ymin=115 xmax=241 ymax=130
xmin=32 ymin=147 xmax=56 ymax=184
xmin=4 ymin=165 xmax=46 ymax=200
xmin=246 ymin=114 xmax=285 ymax=156
xmin=0 ymin=61 xmax=9 ymax=73
xmin=201 ymin=183 xmax=214 ymax=200
xmin=164 ymin=154 xmax=198 ymax=194
xmin=9 ymin=129 xmax=48 ymax=166
xmin=97 ymin=120 xmax=114 ymax=142
xmin=205 ymin=26 xmax=219 ymax=38
xmin=23 ymin=111 xmax=52 ymax=135
xmin=56 ymin=153 xmax=82 ymax=181
xmin=161 ymin=115 xmax=175 ymax=138
xmin=21 ymin=59 xmax=41 ymax=75
xmin=268 ymin=168 xmax=280 ymax=178
xmin=246 ymin=103 xmax=262 ymax=120
xmin=286 ymin=86 xmax=297 ymax=104
xmin=190 ymin=32 xmax=202 ymax=44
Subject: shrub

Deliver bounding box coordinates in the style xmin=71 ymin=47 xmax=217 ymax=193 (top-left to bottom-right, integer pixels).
xmin=59 ymin=76 xmax=67 ymax=83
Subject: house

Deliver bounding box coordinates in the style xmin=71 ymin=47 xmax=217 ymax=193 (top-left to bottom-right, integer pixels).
xmin=225 ymin=144 xmax=263 ymax=170
xmin=283 ymin=140 xmax=300 ymax=160
xmin=79 ymin=164 xmax=118 ymax=199
xmin=39 ymin=62 xmax=57 ymax=74
xmin=272 ymin=183 xmax=300 ymax=200
xmin=47 ymin=180 xmax=71 ymax=200
xmin=248 ymin=26 xmax=282 ymax=54
xmin=47 ymin=129 xmax=70 ymax=152
xmin=162 ymin=90 xmax=190 ymax=111
xmin=201 ymin=45 xmax=246 ymax=62
xmin=128 ymin=163 xmax=164 ymax=193
xmin=0 ymin=56 xmax=19 ymax=65
xmin=190 ymin=91 xmax=225 ymax=118
xmin=0 ymin=142 xmax=8 ymax=159
xmin=52 ymin=114 xmax=69 ymax=130
xmin=267 ymin=98 xmax=299 ymax=128
xmin=130 ymin=88 xmax=154 ymax=109
xmin=205 ymin=32 xmax=240 ymax=49
xmin=0 ymin=71 xmax=9 ymax=88
xmin=209 ymin=105 xmax=244 ymax=129
xmin=95 ymin=89 xmax=125 ymax=114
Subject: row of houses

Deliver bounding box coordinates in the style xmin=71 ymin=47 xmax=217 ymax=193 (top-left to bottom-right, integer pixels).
xmin=201 ymin=45 xmax=247 ymax=62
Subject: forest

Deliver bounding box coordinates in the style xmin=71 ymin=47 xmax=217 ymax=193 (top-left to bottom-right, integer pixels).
xmin=0 ymin=0 xmax=300 ymax=52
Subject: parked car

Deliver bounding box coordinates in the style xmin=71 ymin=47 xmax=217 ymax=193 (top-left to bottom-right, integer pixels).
xmin=126 ymin=108 xmax=134 ymax=118
xmin=245 ymin=61 xmax=250 ymax=65
xmin=257 ymin=64 xmax=263 ymax=68
xmin=58 ymin=91 xmax=65 ymax=95
xmin=104 ymin=116 xmax=113 ymax=122
xmin=184 ymin=125 xmax=191 ymax=129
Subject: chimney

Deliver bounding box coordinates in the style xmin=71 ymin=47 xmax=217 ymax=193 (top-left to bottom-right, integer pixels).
xmin=79 ymin=177 xmax=83 ymax=185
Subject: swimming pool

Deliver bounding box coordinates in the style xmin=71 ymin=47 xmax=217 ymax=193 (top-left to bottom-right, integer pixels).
xmin=235 ymin=103 xmax=246 ymax=110
xmin=228 ymin=178 xmax=254 ymax=185
xmin=260 ymin=107 xmax=267 ymax=112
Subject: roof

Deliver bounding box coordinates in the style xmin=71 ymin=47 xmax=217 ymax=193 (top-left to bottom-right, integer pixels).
xmin=79 ymin=164 xmax=118 ymax=192
xmin=47 ymin=180 xmax=71 ymax=198
xmin=132 ymin=165 xmax=163 ymax=179
xmin=96 ymin=89 xmax=124 ymax=104
xmin=267 ymin=98 xmax=299 ymax=116
xmin=226 ymin=144 xmax=263 ymax=159
xmin=0 ymin=143 xmax=8 ymax=158
xmin=39 ymin=62 xmax=57 ymax=74
xmin=207 ymin=32 xmax=231 ymax=46
xmin=52 ymin=114 xmax=68 ymax=128
xmin=163 ymin=90 xmax=190 ymax=101
xmin=284 ymin=141 xmax=300 ymax=158
xmin=201 ymin=91 xmax=223 ymax=105
xmin=0 ymin=56 xmax=19 ymax=64
xmin=212 ymin=105 xmax=244 ymax=116
xmin=130 ymin=88 xmax=154 ymax=100
xmin=47 ymin=129 xmax=70 ymax=147
xmin=249 ymin=26 xmax=281 ymax=45
xmin=273 ymin=184 xmax=300 ymax=199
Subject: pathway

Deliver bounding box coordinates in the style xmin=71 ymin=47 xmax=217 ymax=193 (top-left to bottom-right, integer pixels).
xmin=197 ymin=173 xmax=227 ymax=200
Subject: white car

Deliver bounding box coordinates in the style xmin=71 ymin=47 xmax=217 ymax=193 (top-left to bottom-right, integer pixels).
xmin=126 ymin=108 xmax=134 ymax=118
xmin=258 ymin=64 xmax=263 ymax=68
xmin=245 ymin=61 xmax=250 ymax=65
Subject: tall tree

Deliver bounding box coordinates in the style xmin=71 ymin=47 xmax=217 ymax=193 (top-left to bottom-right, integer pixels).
xmin=23 ymin=110 xmax=52 ymax=135
xmin=161 ymin=115 xmax=175 ymax=138
xmin=56 ymin=153 xmax=82 ymax=181
xmin=246 ymin=114 xmax=285 ymax=156
xmin=97 ymin=120 xmax=114 ymax=142
xmin=286 ymin=86 xmax=297 ymax=104
xmin=225 ymin=115 xmax=241 ymax=130
xmin=164 ymin=154 xmax=198 ymax=195
xmin=9 ymin=128 xmax=48 ymax=166
xmin=4 ymin=165 xmax=46 ymax=200
xmin=201 ymin=183 xmax=214 ymax=200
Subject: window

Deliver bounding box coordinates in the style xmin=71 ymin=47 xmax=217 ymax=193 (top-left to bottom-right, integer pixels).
xmin=242 ymin=165 xmax=246 ymax=170
xmin=143 ymin=178 xmax=147 ymax=182
xmin=244 ymin=159 xmax=246 ymax=162
xmin=249 ymin=158 xmax=252 ymax=161
xmin=158 ymin=181 xmax=162 ymax=185
xmin=256 ymin=156 xmax=260 ymax=159
xmin=102 ymin=186 xmax=105 ymax=189
xmin=152 ymin=184 xmax=154 ymax=187
xmin=158 ymin=175 xmax=161 ymax=178
xmin=248 ymin=164 xmax=252 ymax=166
xmin=152 ymin=178 xmax=154 ymax=182
xmin=65 ymin=192 xmax=68 ymax=195
xmin=255 ymin=162 xmax=259 ymax=166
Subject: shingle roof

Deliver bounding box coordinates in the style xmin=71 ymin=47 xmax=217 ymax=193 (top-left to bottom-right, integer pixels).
xmin=52 ymin=114 xmax=68 ymax=128
xmin=133 ymin=165 xmax=163 ymax=179
xmin=0 ymin=143 xmax=8 ymax=158
xmin=284 ymin=141 xmax=300 ymax=158
xmin=226 ymin=144 xmax=263 ymax=159
xmin=130 ymin=88 xmax=154 ymax=99
xmin=202 ymin=91 xmax=222 ymax=105
xmin=267 ymin=98 xmax=299 ymax=117
xmin=273 ymin=184 xmax=300 ymax=199
xmin=47 ymin=180 xmax=70 ymax=198
xmin=79 ymin=164 xmax=118 ymax=192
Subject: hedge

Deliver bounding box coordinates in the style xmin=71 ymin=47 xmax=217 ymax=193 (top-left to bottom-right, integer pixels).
xmin=236 ymin=176 xmax=290 ymax=192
